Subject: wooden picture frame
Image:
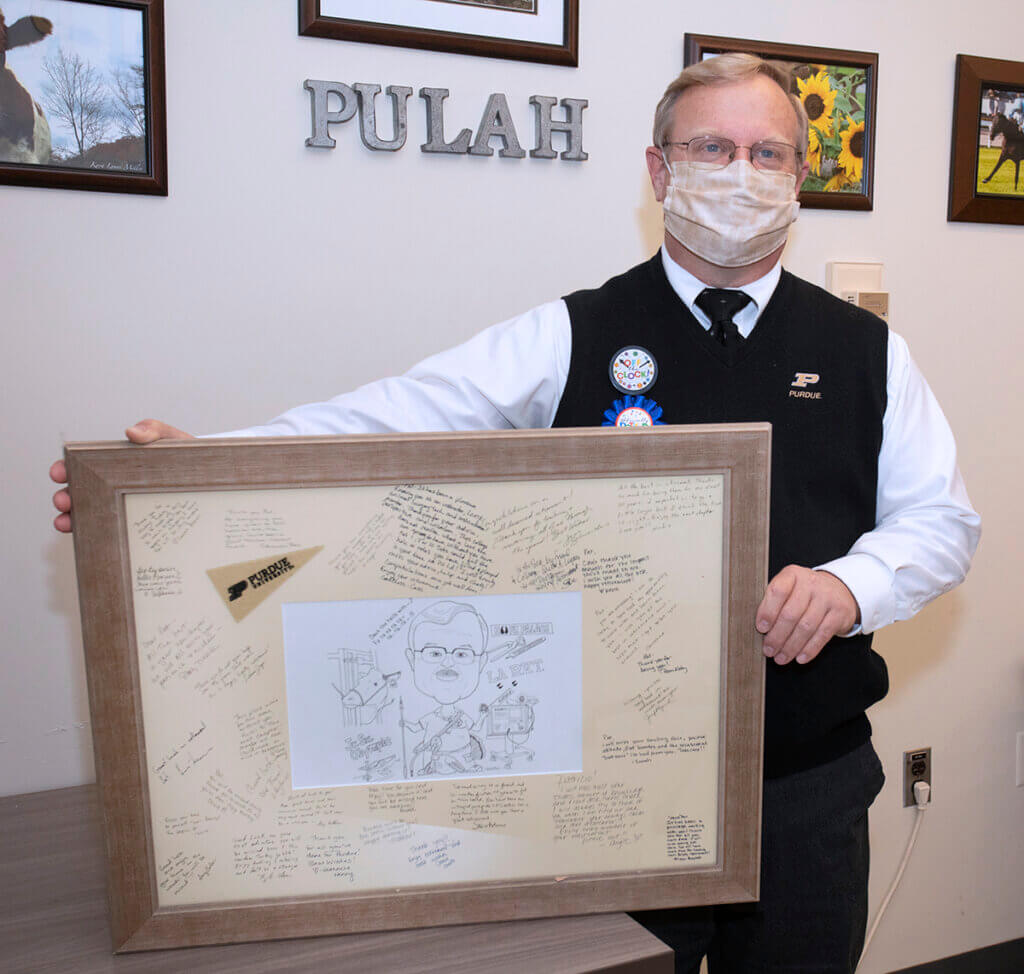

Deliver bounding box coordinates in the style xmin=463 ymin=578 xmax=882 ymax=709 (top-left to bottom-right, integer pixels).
xmin=948 ymin=54 xmax=1024 ymax=225
xmin=298 ymin=0 xmax=578 ymax=67
xmin=684 ymin=34 xmax=878 ymax=211
xmin=0 ymin=0 xmax=166 ymax=195
xmin=66 ymin=425 xmax=769 ymax=952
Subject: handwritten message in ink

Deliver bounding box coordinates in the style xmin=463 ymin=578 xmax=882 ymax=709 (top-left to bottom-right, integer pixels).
xmin=157 ymin=851 xmax=215 ymax=894
xmin=153 ymin=721 xmax=212 ymax=784
xmin=367 ymin=782 xmax=434 ymax=820
xmin=306 ymin=833 xmax=359 ymax=881
xmin=141 ymin=618 xmax=222 ymax=688
xmin=408 ymin=837 xmax=461 ymax=870
xmin=330 ymin=511 xmax=394 ymax=577
xmin=626 ymin=677 xmax=678 ymax=723
xmin=595 ymin=573 xmax=679 ymax=666
xmin=134 ymin=501 xmax=200 ymax=553
xmin=450 ymin=780 xmax=528 ymax=830
xmin=510 ymin=552 xmax=580 ymax=591
xmin=582 ymin=553 xmax=650 ymax=594
xmin=195 ymin=645 xmax=268 ymax=698
xmin=600 ymin=734 xmax=707 ymax=765
xmin=164 ymin=812 xmax=220 ymax=838
xmin=276 ymin=790 xmax=344 ymax=828
xmin=492 ymin=497 xmax=606 ymax=556
xmin=234 ymin=700 xmax=286 ymax=762
xmin=360 ymin=820 xmax=415 ymax=847
xmin=233 ymin=831 xmax=300 ymax=882
xmin=224 ymin=509 xmax=300 ymax=551
xmin=202 ymin=770 xmax=261 ymax=822
xmin=379 ymin=486 xmax=497 ymax=593
xmin=666 ymin=814 xmax=711 ymax=862
xmin=368 ymin=599 xmax=415 ymax=647
xmin=617 ymin=476 xmax=722 ymax=533
xmin=552 ymin=777 xmax=645 ymax=848
xmin=245 ymin=756 xmax=289 ymax=802
xmin=134 ymin=566 xmax=184 ymax=598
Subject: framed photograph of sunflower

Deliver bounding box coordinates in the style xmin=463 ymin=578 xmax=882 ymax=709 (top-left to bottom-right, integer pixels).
xmin=948 ymin=54 xmax=1024 ymax=225
xmin=684 ymin=34 xmax=878 ymax=211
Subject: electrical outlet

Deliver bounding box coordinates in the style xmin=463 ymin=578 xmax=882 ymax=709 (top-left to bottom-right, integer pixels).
xmin=903 ymin=747 xmax=931 ymax=807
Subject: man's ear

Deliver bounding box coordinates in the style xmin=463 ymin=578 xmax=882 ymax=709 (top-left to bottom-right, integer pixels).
xmin=794 ymin=157 xmax=810 ymax=196
xmin=645 ymin=145 xmax=670 ymax=203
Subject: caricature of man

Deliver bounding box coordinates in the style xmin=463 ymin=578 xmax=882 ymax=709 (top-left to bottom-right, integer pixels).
xmin=402 ymin=601 xmax=488 ymax=776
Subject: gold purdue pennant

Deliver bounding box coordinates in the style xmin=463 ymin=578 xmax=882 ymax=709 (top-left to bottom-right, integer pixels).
xmin=207 ymin=546 xmax=323 ymax=622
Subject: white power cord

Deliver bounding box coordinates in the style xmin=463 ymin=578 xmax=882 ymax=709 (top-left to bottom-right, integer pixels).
xmin=858 ymin=780 xmax=931 ymax=969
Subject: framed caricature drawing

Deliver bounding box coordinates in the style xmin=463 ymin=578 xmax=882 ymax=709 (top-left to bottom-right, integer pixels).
xmin=65 ymin=425 xmax=769 ymax=951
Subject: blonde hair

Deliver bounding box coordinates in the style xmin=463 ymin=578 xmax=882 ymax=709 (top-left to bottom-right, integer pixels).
xmin=652 ymin=53 xmax=808 ymax=157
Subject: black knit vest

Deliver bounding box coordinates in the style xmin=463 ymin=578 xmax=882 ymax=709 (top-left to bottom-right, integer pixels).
xmin=553 ymin=255 xmax=890 ymax=777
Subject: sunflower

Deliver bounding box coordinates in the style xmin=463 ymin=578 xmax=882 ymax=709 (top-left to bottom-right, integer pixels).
xmin=806 ymin=126 xmax=822 ymax=176
xmin=824 ymin=169 xmax=855 ymax=192
xmin=838 ymin=115 xmax=865 ymax=182
xmin=796 ymin=70 xmax=837 ymax=136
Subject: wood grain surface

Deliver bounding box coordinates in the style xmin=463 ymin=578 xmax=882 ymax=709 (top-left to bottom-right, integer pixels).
xmin=0 ymin=785 xmax=673 ymax=973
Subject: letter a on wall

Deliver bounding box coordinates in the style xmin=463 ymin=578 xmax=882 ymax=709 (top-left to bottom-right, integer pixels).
xmin=207 ymin=546 xmax=323 ymax=622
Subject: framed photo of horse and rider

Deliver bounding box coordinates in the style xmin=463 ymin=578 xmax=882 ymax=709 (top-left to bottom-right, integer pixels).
xmin=949 ymin=53 xmax=1024 ymax=225
xmin=0 ymin=0 xmax=166 ymax=195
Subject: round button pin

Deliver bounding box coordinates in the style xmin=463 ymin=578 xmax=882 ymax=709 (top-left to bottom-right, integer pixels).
xmin=609 ymin=346 xmax=657 ymax=394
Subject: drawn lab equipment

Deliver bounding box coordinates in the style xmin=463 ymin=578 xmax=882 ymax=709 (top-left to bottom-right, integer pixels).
xmin=329 ymin=648 xmax=400 ymax=727
xmin=480 ymin=685 xmax=538 ymax=769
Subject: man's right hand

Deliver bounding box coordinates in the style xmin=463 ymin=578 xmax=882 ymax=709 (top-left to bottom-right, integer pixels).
xmin=49 ymin=419 xmax=194 ymax=533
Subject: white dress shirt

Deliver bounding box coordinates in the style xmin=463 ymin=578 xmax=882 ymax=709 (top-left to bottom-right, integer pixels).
xmin=213 ymin=248 xmax=981 ymax=635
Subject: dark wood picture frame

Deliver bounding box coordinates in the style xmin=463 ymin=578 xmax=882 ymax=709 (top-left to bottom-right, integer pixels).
xmin=948 ymin=54 xmax=1024 ymax=225
xmin=66 ymin=425 xmax=769 ymax=952
xmin=684 ymin=34 xmax=878 ymax=211
xmin=298 ymin=0 xmax=578 ymax=66
xmin=0 ymin=0 xmax=166 ymax=195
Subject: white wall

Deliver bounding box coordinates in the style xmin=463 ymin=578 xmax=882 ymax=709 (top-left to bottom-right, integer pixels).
xmin=3 ymin=1 xmax=1022 ymax=970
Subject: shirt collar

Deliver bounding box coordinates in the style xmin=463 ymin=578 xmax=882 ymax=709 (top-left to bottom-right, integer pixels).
xmin=659 ymin=245 xmax=782 ymax=338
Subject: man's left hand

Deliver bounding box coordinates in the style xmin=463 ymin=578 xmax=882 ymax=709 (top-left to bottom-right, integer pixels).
xmin=755 ymin=566 xmax=860 ymax=665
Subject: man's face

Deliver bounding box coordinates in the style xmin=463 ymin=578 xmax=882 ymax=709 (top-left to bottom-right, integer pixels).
xmin=647 ymin=75 xmax=810 ymax=204
xmin=406 ymin=619 xmax=486 ymax=704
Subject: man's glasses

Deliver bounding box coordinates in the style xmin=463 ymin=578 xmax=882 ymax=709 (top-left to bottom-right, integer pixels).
xmin=662 ymin=135 xmax=802 ymax=173
xmin=414 ymin=645 xmax=481 ymax=664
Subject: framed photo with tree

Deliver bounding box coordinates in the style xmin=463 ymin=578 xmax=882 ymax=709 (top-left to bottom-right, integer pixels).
xmin=0 ymin=0 xmax=166 ymax=195
xmin=299 ymin=0 xmax=579 ymax=67
xmin=684 ymin=34 xmax=878 ymax=211
xmin=948 ymin=53 xmax=1024 ymax=225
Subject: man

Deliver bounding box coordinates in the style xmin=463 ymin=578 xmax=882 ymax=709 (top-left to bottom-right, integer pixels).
xmin=401 ymin=600 xmax=489 ymax=777
xmin=51 ymin=54 xmax=979 ymax=972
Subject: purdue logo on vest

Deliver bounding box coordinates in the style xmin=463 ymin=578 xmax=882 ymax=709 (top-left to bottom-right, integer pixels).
xmin=602 ymin=395 xmax=665 ymax=427
xmin=790 ymin=371 xmax=822 ymax=400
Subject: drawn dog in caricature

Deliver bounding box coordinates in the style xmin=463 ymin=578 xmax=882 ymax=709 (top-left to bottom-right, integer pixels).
xmin=400 ymin=601 xmax=490 ymax=776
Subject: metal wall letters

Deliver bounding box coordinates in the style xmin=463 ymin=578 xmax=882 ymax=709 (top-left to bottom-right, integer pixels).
xmin=304 ymin=80 xmax=588 ymax=162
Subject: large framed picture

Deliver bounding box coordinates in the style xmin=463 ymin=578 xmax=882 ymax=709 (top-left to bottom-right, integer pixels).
xmin=948 ymin=54 xmax=1024 ymax=225
xmin=684 ymin=34 xmax=878 ymax=211
xmin=66 ymin=425 xmax=769 ymax=952
xmin=298 ymin=0 xmax=579 ymax=66
xmin=0 ymin=0 xmax=166 ymax=195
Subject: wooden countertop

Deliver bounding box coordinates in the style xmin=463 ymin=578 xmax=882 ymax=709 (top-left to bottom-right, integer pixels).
xmin=0 ymin=785 xmax=673 ymax=973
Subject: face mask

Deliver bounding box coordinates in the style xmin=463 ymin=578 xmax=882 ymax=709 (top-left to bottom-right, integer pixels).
xmin=662 ymin=158 xmax=800 ymax=268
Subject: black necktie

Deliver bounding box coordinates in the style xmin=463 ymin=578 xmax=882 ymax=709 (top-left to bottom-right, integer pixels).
xmin=695 ymin=288 xmax=752 ymax=349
